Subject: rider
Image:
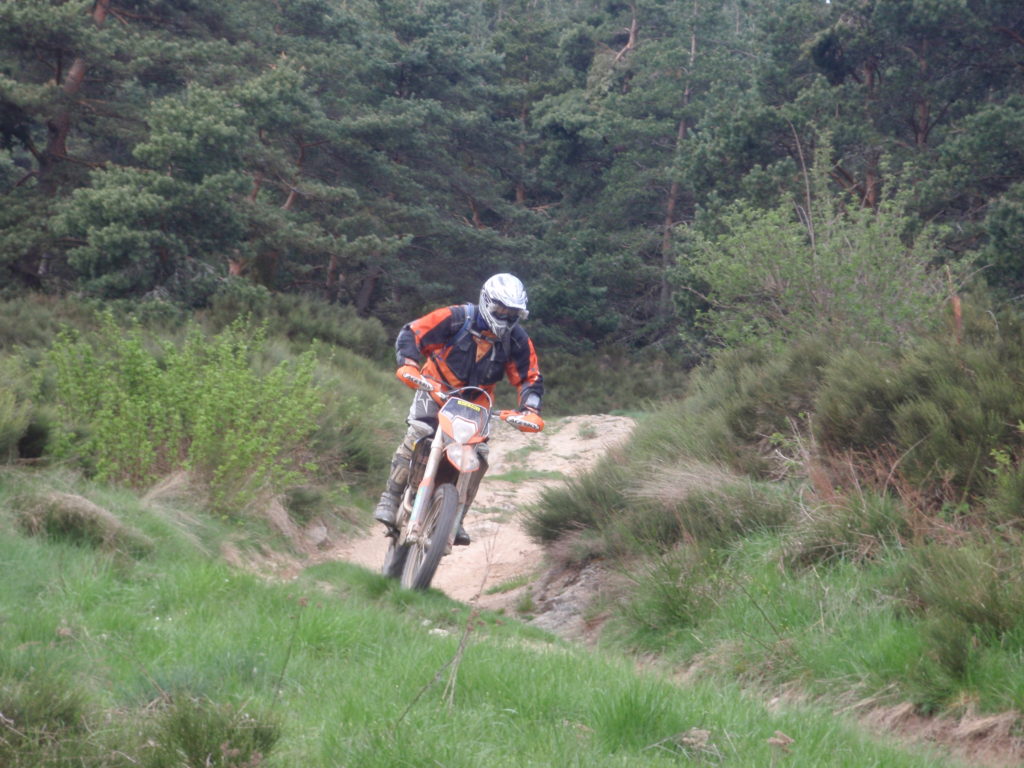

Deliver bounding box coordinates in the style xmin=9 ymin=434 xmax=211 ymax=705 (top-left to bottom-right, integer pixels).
xmin=373 ymin=273 xmax=544 ymax=545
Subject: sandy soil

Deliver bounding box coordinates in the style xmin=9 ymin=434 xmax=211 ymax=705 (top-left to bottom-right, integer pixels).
xmin=329 ymin=413 xmax=635 ymax=613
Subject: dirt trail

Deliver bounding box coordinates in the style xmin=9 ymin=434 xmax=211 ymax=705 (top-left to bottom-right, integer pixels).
xmin=329 ymin=413 xmax=635 ymax=613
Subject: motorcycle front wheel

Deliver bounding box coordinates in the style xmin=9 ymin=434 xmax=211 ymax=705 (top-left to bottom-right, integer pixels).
xmin=400 ymin=483 xmax=460 ymax=591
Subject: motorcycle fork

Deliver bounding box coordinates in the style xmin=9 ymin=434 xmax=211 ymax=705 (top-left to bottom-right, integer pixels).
xmin=401 ymin=428 xmax=447 ymax=543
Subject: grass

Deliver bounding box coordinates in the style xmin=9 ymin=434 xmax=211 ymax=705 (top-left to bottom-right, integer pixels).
xmin=487 ymin=469 xmax=568 ymax=483
xmin=485 ymin=573 xmax=532 ymax=594
xmin=0 ymin=467 xmax=962 ymax=767
xmin=528 ymin=315 xmax=1024 ymax=725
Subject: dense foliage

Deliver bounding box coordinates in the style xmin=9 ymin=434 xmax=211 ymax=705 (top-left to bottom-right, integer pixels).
xmin=2 ymin=0 xmax=1022 ymax=355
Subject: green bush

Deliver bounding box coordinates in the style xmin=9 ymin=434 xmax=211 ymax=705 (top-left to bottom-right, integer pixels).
xmin=615 ymin=462 xmax=794 ymax=552
xmin=306 ymin=348 xmax=405 ymax=486
xmin=0 ymin=295 xmax=99 ymax=350
xmin=895 ymin=542 xmax=1024 ymax=640
xmin=986 ymin=454 xmax=1024 ymax=526
xmin=203 ymin=287 xmax=390 ymax=362
xmin=668 ymin=337 xmax=832 ymax=477
xmin=681 ymin=157 xmax=957 ymax=351
xmin=805 ymin=303 xmax=1024 ymax=511
xmin=813 ymin=346 xmax=905 ymax=452
xmin=540 ymin=346 xmax=689 ymax=416
xmin=48 ymin=313 xmax=324 ymax=510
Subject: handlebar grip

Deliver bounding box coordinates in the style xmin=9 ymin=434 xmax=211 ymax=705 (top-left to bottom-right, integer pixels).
xmin=396 ymin=364 xmax=438 ymax=393
xmin=500 ymin=409 xmax=544 ymax=433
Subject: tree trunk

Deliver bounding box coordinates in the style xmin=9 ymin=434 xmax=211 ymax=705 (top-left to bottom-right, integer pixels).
xmin=355 ymin=264 xmax=383 ymax=316
xmin=658 ymin=3 xmax=698 ymax=318
xmin=614 ymin=4 xmax=639 ymax=62
xmin=659 ymin=118 xmax=688 ymax=315
xmin=325 ymin=252 xmax=343 ymax=302
xmin=40 ymin=0 xmax=111 ymax=192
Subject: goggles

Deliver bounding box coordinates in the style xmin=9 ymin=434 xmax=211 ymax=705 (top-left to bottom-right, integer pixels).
xmin=490 ymin=302 xmax=524 ymax=323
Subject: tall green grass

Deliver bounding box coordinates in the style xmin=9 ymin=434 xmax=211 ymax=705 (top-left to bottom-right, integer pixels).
xmin=0 ymin=469 xmax=959 ymax=767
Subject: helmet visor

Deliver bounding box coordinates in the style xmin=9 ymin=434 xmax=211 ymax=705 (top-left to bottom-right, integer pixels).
xmin=489 ymin=302 xmax=524 ymax=324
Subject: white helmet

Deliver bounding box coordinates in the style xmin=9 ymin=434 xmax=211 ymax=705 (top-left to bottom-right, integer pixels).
xmin=479 ymin=273 xmax=529 ymax=337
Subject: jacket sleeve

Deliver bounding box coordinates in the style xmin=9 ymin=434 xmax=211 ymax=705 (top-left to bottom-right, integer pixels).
xmin=505 ymin=328 xmax=544 ymax=411
xmin=394 ymin=305 xmax=460 ymax=366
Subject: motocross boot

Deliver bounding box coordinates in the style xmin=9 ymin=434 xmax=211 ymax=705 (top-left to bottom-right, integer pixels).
xmin=373 ymin=445 xmax=413 ymax=527
xmin=454 ymin=518 xmax=471 ymax=546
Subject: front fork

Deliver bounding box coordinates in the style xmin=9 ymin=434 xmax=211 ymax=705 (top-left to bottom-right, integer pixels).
xmin=398 ymin=438 xmax=481 ymax=548
xmin=399 ymin=428 xmax=446 ymax=545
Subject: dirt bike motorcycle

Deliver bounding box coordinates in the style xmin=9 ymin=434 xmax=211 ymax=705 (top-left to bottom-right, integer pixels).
xmin=382 ymin=368 xmax=543 ymax=591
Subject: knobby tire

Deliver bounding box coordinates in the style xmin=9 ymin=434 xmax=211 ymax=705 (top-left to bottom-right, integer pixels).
xmin=400 ymin=483 xmax=460 ymax=591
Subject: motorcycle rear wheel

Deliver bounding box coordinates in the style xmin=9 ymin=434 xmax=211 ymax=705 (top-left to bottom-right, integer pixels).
xmin=400 ymin=483 xmax=460 ymax=591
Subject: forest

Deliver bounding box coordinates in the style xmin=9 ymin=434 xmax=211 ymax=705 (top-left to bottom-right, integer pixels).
xmin=3 ymin=0 xmax=1022 ymax=360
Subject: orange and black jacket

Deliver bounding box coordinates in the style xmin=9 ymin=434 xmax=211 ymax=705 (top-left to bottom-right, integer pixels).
xmin=395 ymin=304 xmax=543 ymax=411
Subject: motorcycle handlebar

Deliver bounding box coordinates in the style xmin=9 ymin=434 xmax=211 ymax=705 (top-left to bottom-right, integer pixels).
xmin=396 ymin=370 xmax=540 ymax=430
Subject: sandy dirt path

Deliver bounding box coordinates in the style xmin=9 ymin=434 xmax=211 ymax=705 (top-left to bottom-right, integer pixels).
xmin=329 ymin=413 xmax=635 ymax=612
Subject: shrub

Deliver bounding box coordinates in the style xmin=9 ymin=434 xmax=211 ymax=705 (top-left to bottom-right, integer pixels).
xmin=986 ymin=452 xmax=1024 ymax=527
xmin=813 ymin=346 xmax=905 ymax=452
xmin=894 ymin=542 xmax=1024 ymax=645
xmin=680 ymin=146 xmax=959 ymax=351
xmin=48 ymin=313 xmax=324 ymax=510
xmin=0 ymin=295 xmax=98 ymax=350
xmin=0 ymin=383 xmax=31 ymax=462
xmin=540 ymin=346 xmax=690 ymax=416
xmin=661 ymin=336 xmax=832 ymax=477
xmin=307 ymin=348 xmax=405 ymax=486
xmin=813 ymin=308 xmax=1024 ymax=508
xmin=203 ymin=288 xmax=389 ymax=362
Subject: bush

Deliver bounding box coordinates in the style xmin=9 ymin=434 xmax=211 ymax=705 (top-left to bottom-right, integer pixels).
xmin=894 ymin=542 xmax=1024 ymax=640
xmin=813 ymin=346 xmax=905 ymax=452
xmin=622 ymin=462 xmax=794 ymax=550
xmin=540 ymin=346 xmax=689 ymax=416
xmin=203 ymin=287 xmax=390 ymax=362
xmin=525 ymin=457 xmax=631 ymax=543
xmin=655 ymin=336 xmax=831 ymax=477
xmin=0 ymin=385 xmax=31 ymax=463
xmin=0 ymin=295 xmax=98 ymax=350
xmin=680 ymin=153 xmax=959 ymax=351
xmin=48 ymin=313 xmax=324 ymax=510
